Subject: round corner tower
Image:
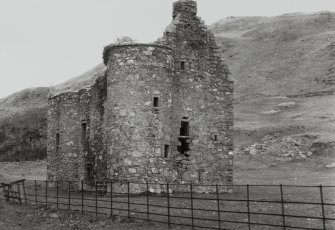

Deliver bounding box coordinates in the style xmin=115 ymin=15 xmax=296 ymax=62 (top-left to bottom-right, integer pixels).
xmin=103 ymin=44 xmax=177 ymax=184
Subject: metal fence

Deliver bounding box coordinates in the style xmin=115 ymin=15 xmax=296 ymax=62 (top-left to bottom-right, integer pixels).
xmin=1 ymin=180 xmax=335 ymax=230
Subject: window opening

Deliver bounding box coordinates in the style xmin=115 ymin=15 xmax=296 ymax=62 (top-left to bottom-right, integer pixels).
xmin=177 ymin=138 xmax=190 ymax=155
xmin=214 ymin=135 xmax=218 ymax=141
xmin=55 ymin=133 xmax=60 ymax=152
xmin=153 ymin=97 xmax=159 ymax=108
xmin=178 ymin=119 xmax=190 ymax=155
xmin=81 ymin=123 xmax=87 ymax=141
xmin=164 ymin=145 xmax=170 ymax=158
xmin=180 ymin=61 xmax=185 ymax=70
xmin=180 ymin=121 xmax=189 ymax=136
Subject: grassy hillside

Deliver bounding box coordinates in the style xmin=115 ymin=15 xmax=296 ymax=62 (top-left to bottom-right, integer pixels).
xmin=209 ymin=11 xmax=335 ymax=141
xmin=50 ymin=63 xmax=106 ymax=96
xmin=0 ymin=87 xmax=49 ymax=118
xmin=211 ymin=12 xmax=335 ymax=184
xmin=0 ymin=87 xmax=49 ymax=161
xmin=211 ymin=11 xmax=335 ymax=98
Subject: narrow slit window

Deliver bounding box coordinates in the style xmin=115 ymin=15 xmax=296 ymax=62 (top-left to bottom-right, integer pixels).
xmin=56 ymin=133 xmax=60 ymax=152
xmin=214 ymin=135 xmax=218 ymax=141
xmin=164 ymin=145 xmax=170 ymax=158
xmin=180 ymin=61 xmax=185 ymax=70
xmin=82 ymin=123 xmax=87 ymax=142
xmin=180 ymin=121 xmax=189 ymax=136
xmin=153 ymin=97 xmax=159 ymax=108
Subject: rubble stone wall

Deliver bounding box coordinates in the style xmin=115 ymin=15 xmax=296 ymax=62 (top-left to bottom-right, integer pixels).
xmin=47 ymin=76 xmax=107 ymax=186
xmin=158 ymin=0 xmax=234 ymax=187
xmin=47 ymin=0 xmax=234 ymax=193
xmin=47 ymin=91 xmax=86 ymax=182
xmin=104 ymin=45 xmax=177 ymax=191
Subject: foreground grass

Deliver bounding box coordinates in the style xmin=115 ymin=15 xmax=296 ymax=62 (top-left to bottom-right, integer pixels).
xmin=4 ymin=180 xmax=331 ymax=230
xmin=0 ymin=202 xmax=182 ymax=230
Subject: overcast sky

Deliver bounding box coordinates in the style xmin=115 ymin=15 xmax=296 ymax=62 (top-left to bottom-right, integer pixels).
xmin=0 ymin=0 xmax=334 ymax=98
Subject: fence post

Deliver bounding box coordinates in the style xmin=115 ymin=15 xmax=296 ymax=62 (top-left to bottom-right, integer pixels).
xmin=280 ymin=184 xmax=286 ymax=230
xmin=320 ymin=185 xmax=326 ymax=230
xmin=81 ymin=180 xmax=84 ymax=213
xmin=68 ymin=181 xmax=71 ymax=210
xmin=56 ymin=180 xmax=59 ymax=209
xmin=190 ymin=183 xmax=194 ymax=229
xmin=45 ymin=180 xmax=48 ymax=206
xmin=34 ymin=180 xmax=37 ymax=205
xmin=17 ymin=182 xmax=22 ymax=205
xmin=146 ymin=181 xmax=150 ymax=222
xmin=167 ymin=183 xmax=171 ymax=227
xmin=22 ymin=180 xmax=27 ymax=205
xmin=110 ymin=181 xmax=113 ymax=217
xmin=127 ymin=181 xmax=130 ymax=220
xmin=95 ymin=181 xmax=98 ymax=217
xmin=216 ymin=184 xmax=221 ymax=230
xmin=247 ymin=184 xmax=251 ymax=230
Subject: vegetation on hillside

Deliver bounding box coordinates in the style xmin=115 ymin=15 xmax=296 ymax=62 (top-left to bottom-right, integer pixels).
xmin=211 ymin=12 xmax=335 ymax=97
xmin=0 ymin=107 xmax=47 ymax=161
xmin=0 ymin=87 xmax=48 ymax=161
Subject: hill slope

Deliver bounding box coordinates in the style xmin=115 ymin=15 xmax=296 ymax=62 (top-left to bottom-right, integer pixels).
xmin=211 ymin=11 xmax=335 ymax=98
xmin=50 ymin=63 xmax=106 ymax=96
xmin=0 ymin=87 xmax=49 ymax=161
xmin=210 ymin=12 xmax=335 ymax=183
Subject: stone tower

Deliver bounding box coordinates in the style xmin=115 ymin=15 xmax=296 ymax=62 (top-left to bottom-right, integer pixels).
xmin=103 ymin=44 xmax=176 ymax=186
xmin=47 ymin=0 xmax=233 ymax=193
xmin=158 ymin=0 xmax=234 ymax=188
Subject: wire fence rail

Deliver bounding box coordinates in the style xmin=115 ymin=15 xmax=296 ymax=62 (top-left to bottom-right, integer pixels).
xmin=1 ymin=180 xmax=335 ymax=230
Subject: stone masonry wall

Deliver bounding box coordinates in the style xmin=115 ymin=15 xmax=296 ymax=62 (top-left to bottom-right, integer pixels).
xmin=157 ymin=0 xmax=234 ymax=191
xmin=104 ymin=44 xmax=177 ymax=192
xmin=47 ymin=91 xmax=86 ymax=183
xmin=47 ymin=0 xmax=233 ymax=193
xmin=47 ymin=75 xmax=107 ymax=189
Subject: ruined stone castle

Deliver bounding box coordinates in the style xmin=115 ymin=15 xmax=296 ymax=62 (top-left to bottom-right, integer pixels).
xmin=47 ymin=0 xmax=234 ymax=193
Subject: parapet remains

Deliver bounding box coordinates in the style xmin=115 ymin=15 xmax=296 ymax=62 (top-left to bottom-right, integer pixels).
xmin=47 ymin=0 xmax=234 ymax=193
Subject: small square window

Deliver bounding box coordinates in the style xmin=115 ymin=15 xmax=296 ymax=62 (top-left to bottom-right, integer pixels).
xmin=180 ymin=61 xmax=185 ymax=70
xmin=180 ymin=121 xmax=189 ymax=136
xmin=164 ymin=145 xmax=170 ymax=158
xmin=210 ymin=134 xmax=218 ymax=142
xmin=153 ymin=97 xmax=159 ymax=108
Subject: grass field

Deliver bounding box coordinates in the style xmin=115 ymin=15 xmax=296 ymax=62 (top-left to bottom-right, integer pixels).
xmin=1 ymin=180 xmax=334 ymax=230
